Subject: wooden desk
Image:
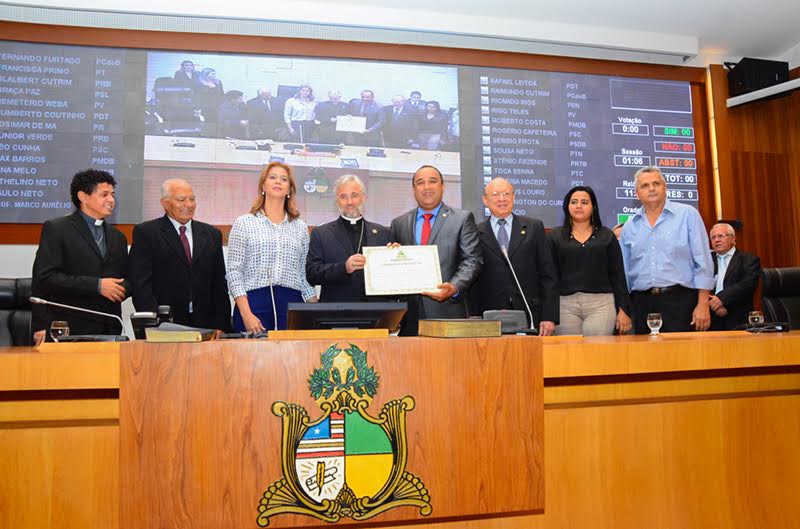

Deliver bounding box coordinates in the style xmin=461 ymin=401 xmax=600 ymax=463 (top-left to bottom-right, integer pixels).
xmin=2 ymin=331 xmax=800 ymax=529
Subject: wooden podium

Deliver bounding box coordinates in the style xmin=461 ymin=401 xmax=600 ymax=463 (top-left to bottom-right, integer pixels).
xmin=118 ymin=336 xmax=544 ymax=528
xmin=4 ymin=331 xmax=800 ymax=529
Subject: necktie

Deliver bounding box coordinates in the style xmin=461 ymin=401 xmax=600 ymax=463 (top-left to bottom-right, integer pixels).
xmin=394 ymin=109 xmax=400 ymax=120
xmin=716 ymin=254 xmax=728 ymax=293
xmin=496 ymin=218 xmax=509 ymax=250
xmin=421 ymin=213 xmax=433 ymax=245
xmin=179 ymin=225 xmax=192 ymax=264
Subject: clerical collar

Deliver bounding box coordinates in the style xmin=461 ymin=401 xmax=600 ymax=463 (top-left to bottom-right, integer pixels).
xmin=340 ymin=215 xmax=363 ymax=225
xmin=79 ymin=209 xmax=104 ymax=226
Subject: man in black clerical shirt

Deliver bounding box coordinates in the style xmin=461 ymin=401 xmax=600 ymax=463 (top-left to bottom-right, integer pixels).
xmin=31 ymin=169 xmax=131 ymax=343
xmin=306 ymin=174 xmax=390 ymax=301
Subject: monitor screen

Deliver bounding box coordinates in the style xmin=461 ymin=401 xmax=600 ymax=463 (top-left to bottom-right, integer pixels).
xmin=287 ymin=302 xmax=407 ymax=331
xmin=0 ymin=39 xmax=699 ymax=228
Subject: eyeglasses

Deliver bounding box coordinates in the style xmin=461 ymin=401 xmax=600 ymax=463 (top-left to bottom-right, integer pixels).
xmin=486 ymin=191 xmax=513 ymax=199
xmin=710 ymin=234 xmax=734 ymax=240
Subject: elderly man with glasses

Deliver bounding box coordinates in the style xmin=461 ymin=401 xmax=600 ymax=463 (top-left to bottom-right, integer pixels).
xmin=469 ymin=176 xmax=558 ymax=335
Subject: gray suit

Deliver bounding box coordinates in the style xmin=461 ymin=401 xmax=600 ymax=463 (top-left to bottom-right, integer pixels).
xmin=390 ymin=203 xmax=482 ymax=335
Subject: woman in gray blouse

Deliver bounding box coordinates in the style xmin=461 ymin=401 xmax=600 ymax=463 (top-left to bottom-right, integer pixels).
xmin=226 ymin=161 xmax=317 ymax=332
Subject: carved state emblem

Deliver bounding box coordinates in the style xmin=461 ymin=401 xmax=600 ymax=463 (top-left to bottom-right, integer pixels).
xmin=257 ymin=343 xmax=431 ymax=526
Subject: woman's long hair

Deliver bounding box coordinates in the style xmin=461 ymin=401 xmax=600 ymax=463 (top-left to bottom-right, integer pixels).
xmin=250 ymin=161 xmax=300 ymax=220
xmin=560 ymin=185 xmax=602 ymax=239
xmin=293 ymin=83 xmax=314 ymax=101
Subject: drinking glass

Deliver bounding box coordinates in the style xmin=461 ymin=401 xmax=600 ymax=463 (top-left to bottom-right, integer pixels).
xmin=50 ymin=321 xmax=70 ymax=342
xmin=748 ymin=311 xmax=764 ymax=327
xmin=646 ymin=313 xmax=663 ymax=336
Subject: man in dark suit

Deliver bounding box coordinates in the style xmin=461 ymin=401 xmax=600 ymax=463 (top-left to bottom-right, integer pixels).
xmin=709 ymin=222 xmax=761 ymax=330
xmin=390 ymin=165 xmax=482 ymax=335
xmin=129 ymin=179 xmax=231 ymax=332
xmin=306 ymin=174 xmax=391 ymax=301
xmin=381 ymin=95 xmax=418 ymax=148
xmin=314 ymin=90 xmax=350 ymax=144
xmin=470 ymin=177 xmax=558 ymax=335
xmin=405 ymin=90 xmax=427 ymax=115
xmin=348 ymin=89 xmax=382 ymax=146
xmin=31 ymin=169 xmax=130 ymax=343
xmin=217 ymin=90 xmax=248 ymax=138
xmin=246 ymin=88 xmax=282 ymax=139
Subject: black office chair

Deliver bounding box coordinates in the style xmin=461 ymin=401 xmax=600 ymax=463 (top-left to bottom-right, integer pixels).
xmin=761 ymin=267 xmax=800 ymax=329
xmin=0 ymin=278 xmax=33 ymax=346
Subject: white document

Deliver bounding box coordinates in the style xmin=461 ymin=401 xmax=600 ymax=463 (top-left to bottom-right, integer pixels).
xmin=363 ymin=245 xmax=442 ymax=296
xmin=335 ymin=115 xmax=366 ymax=133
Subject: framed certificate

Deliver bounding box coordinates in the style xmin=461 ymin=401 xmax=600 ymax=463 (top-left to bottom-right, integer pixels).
xmin=363 ymin=245 xmax=442 ymax=296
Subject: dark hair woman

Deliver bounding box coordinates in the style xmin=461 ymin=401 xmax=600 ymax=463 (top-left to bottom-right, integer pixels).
xmin=547 ymin=185 xmax=632 ymax=335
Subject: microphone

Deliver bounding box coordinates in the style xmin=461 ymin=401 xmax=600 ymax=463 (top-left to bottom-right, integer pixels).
xmin=29 ymin=296 xmax=125 ymax=334
xmin=499 ymin=246 xmax=536 ymax=332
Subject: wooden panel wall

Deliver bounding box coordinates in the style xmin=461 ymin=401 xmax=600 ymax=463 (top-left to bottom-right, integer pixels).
xmin=0 ymin=20 xmax=712 ymax=245
xmin=709 ymin=64 xmax=800 ymax=267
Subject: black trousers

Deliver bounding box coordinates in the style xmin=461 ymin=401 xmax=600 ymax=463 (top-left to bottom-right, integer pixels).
xmin=631 ymin=285 xmax=698 ymax=334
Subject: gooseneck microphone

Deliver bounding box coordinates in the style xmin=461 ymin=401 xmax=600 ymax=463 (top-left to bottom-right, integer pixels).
xmin=29 ymin=296 xmax=125 ymax=333
xmin=499 ymin=246 xmax=537 ymax=332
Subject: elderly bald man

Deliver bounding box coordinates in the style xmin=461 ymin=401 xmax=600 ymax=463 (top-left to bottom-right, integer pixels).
xmin=129 ymin=178 xmax=231 ymax=332
xmin=708 ymin=222 xmax=761 ymax=330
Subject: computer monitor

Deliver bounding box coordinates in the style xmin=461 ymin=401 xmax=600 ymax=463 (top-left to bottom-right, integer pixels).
xmin=286 ymin=302 xmax=407 ymax=331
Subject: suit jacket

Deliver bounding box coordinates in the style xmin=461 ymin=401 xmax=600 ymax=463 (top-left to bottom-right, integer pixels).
xmin=380 ymin=105 xmax=418 ymax=147
xmin=306 ymin=218 xmax=391 ymax=302
xmin=246 ymin=96 xmax=283 ymax=139
xmin=348 ymin=99 xmax=382 ymax=130
xmin=390 ymin=203 xmax=482 ymax=334
xmin=470 ymin=215 xmax=559 ymax=325
xmin=31 ymin=211 xmax=130 ymax=336
xmin=128 ymin=215 xmax=231 ymax=331
xmin=314 ymin=100 xmax=351 ymax=142
xmin=711 ymin=249 xmax=761 ymax=330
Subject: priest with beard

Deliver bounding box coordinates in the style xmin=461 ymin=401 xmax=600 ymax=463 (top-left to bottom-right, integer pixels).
xmin=306 ymin=174 xmax=391 ymax=301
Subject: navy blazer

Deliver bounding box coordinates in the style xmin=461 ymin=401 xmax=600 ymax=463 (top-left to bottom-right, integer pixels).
xmin=470 ymin=215 xmax=559 ymax=325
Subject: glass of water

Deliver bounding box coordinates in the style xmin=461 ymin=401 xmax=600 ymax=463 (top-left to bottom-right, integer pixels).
xmin=50 ymin=320 xmax=70 ymax=342
xmin=647 ymin=313 xmax=663 ymax=336
xmin=748 ymin=311 xmax=764 ymax=327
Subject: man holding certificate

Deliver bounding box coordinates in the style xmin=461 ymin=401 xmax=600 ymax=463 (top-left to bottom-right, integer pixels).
xmin=389 ymin=165 xmax=482 ymax=336
xmin=306 ymin=175 xmax=391 ymax=302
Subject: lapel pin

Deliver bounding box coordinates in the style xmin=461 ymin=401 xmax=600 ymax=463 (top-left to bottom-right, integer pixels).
xmin=521 ymin=230 xmax=526 ymax=235
xmin=371 ymin=229 xmax=377 ymax=234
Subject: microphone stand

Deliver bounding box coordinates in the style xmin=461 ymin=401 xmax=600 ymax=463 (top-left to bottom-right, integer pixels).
xmin=29 ymin=296 xmax=125 ymax=334
xmin=499 ymin=246 xmax=537 ymax=333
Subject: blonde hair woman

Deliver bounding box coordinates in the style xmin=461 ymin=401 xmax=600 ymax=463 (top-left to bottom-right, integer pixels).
xmin=226 ymin=161 xmax=316 ymax=332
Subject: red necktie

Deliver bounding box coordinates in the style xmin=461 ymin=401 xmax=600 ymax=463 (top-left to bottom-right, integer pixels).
xmin=179 ymin=225 xmax=192 ymax=264
xmin=420 ymin=213 xmax=433 ymax=245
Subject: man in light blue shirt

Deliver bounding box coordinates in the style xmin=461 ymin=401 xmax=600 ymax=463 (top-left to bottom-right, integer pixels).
xmin=620 ymin=166 xmax=714 ymax=333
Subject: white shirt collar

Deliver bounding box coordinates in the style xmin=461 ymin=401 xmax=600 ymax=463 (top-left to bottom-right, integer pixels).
xmin=341 ymin=214 xmax=363 ymax=225
xmin=167 ymin=215 xmax=192 ymax=233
